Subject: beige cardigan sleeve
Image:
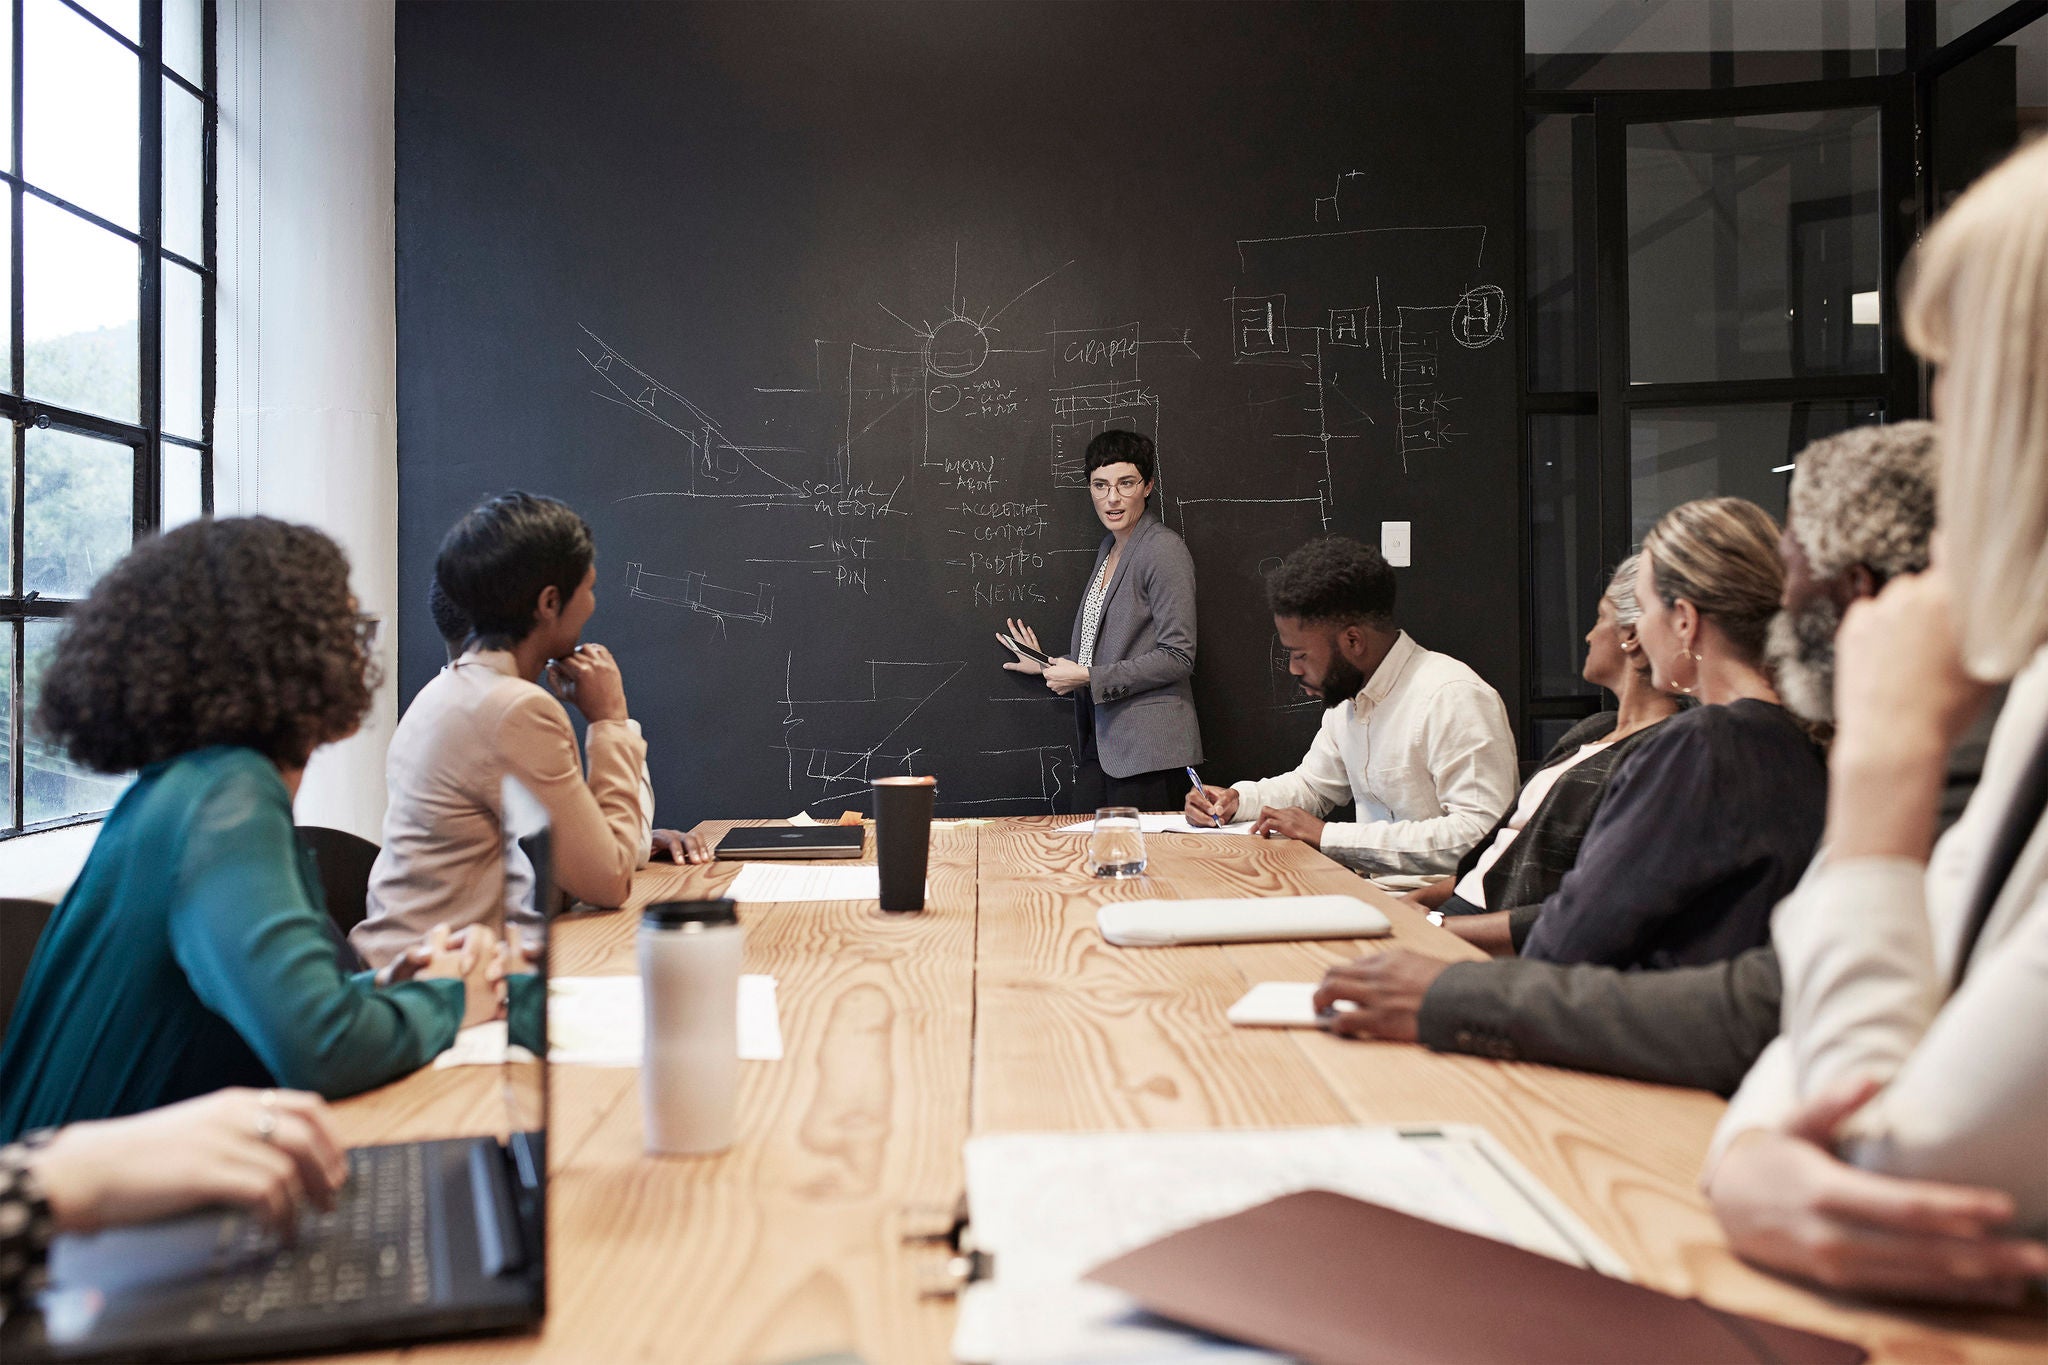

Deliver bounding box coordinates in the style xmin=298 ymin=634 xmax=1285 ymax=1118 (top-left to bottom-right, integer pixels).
xmin=1707 ymin=663 xmax=2048 ymax=1227
xmin=495 ymin=692 xmax=648 ymax=908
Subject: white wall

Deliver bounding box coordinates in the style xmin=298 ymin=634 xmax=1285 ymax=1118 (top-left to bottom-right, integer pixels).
xmin=1 ymin=0 xmax=398 ymax=894
xmin=215 ymin=0 xmax=399 ymax=840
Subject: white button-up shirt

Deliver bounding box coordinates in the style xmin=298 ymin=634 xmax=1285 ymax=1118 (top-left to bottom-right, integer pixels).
xmin=1230 ymin=631 xmax=1518 ymax=877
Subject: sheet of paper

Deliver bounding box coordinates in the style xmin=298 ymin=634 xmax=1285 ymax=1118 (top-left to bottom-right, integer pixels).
xmin=430 ymin=975 xmax=783 ymax=1067
xmin=1070 ymin=813 xmax=1259 ymax=836
xmin=726 ymin=863 xmax=895 ymax=902
xmin=430 ymin=1020 xmax=537 ymax=1069
xmin=1225 ymin=981 xmax=1321 ymax=1027
xmin=550 ymin=974 xmax=782 ymax=1064
xmin=951 ymin=1125 xmax=1622 ymax=1365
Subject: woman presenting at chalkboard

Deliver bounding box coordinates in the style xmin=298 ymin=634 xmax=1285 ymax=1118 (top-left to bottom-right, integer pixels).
xmin=998 ymin=429 xmax=1202 ymax=812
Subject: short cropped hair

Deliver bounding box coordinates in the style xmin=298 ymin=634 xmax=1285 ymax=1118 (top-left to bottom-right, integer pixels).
xmin=426 ymin=576 xmax=471 ymax=650
xmin=36 ymin=517 xmax=377 ymax=772
xmin=434 ymin=492 xmax=593 ymax=649
xmin=1266 ymin=536 xmax=1396 ymax=627
xmin=1083 ymin=429 xmax=1155 ymax=483
xmin=1785 ymin=421 xmax=1938 ymax=585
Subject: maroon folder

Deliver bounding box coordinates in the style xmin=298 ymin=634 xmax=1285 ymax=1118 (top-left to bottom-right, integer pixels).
xmin=1085 ymin=1190 xmax=1866 ymax=1365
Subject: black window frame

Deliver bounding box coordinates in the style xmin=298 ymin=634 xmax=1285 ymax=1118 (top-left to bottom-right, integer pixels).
xmin=1 ymin=0 xmax=215 ymax=840
xmin=1514 ymin=0 xmax=2043 ymax=759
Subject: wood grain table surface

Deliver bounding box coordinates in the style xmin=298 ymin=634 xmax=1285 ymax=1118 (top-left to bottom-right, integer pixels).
xmin=302 ymin=817 xmax=2047 ymax=1365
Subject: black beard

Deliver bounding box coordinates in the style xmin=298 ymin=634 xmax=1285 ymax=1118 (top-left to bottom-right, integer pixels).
xmin=1315 ymin=656 xmax=1368 ymax=710
xmin=1765 ymin=601 xmax=1840 ymax=725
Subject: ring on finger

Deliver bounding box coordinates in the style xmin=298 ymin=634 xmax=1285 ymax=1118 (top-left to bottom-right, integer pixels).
xmin=254 ymin=1089 xmax=281 ymax=1143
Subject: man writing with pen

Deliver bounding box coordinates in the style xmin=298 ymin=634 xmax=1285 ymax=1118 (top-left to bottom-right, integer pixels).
xmin=1185 ymin=537 xmax=1517 ymax=876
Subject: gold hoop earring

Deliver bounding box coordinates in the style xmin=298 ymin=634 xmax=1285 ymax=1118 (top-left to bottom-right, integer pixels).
xmin=1671 ymin=646 xmax=1704 ymax=697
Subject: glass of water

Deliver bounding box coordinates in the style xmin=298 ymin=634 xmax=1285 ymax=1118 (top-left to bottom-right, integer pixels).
xmin=1088 ymin=806 xmax=1146 ymax=878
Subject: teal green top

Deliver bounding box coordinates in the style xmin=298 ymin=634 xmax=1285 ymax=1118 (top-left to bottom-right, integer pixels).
xmin=0 ymin=747 xmax=465 ymax=1141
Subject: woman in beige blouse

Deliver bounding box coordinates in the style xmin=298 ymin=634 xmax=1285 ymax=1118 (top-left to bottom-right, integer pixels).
xmin=352 ymin=492 xmax=656 ymax=969
xmin=1706 ymin=138 xmax=2048 ymax=1302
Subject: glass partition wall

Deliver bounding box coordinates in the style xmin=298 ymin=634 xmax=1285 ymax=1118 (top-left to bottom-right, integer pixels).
xmin=1517 ymin=0 xmax=2045 ymax=758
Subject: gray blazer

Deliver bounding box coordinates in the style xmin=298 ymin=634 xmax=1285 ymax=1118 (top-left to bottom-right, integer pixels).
xmin=1068 ymin=510 xmax=1202 ymax=778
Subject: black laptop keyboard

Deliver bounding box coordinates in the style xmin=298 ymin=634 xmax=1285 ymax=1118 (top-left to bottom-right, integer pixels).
xmin=204 ymin=1144 xmax=432 ymax=1325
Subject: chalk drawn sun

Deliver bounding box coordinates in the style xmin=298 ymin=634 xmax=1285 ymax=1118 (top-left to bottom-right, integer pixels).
xmin=923 ymin=315 xmax=990 ymax=379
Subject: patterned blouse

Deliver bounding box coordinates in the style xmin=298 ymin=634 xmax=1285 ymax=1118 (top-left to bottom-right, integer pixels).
xmin=1076 ymin=556 xmax=1114 ymax=668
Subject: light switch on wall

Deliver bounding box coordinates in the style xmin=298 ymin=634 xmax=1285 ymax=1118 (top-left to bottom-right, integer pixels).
xmin=1381 ymin=521 xmax=1411 ymax=567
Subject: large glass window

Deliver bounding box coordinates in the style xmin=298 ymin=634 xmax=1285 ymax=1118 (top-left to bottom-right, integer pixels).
xmin=1627 ymin=109 xmax=1882 ymax=384
xmin=1528 ymin=414 xmax=1602 ymax=699
xmin=3 ymin=0 xmax=213 ymax=836
xmin=1526 ymin=113 xmax=1597 ymax=393
xmin=1629 ymin=399 xmax=1884 ymax=543
xmin=1526 ymin=0 xmax=1909 ymax=90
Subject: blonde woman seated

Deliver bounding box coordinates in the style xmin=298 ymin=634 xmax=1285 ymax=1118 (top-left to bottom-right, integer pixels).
xmin=1413 ymin=554 xmax=1682 ymax=955
xmin=1707 ymin=137 xmax=2048 ymax=1303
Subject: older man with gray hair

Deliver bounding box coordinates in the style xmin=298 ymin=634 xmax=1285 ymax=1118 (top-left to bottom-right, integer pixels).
xmin=1770 ymin=420 xmax=1940 ymax=725
xmin=1314 ymin=421 xmax=1971 ymax=1096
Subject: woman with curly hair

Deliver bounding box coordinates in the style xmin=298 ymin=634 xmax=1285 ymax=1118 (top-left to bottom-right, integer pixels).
xmin=0 ymin=518 xmax=498 ymax=1142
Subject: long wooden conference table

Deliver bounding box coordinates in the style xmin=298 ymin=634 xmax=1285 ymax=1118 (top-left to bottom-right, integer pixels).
xmin=311 ymin=818 xmax=2047 ymax=1364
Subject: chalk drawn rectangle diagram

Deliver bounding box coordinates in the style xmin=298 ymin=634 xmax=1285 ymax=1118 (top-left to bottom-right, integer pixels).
xmin=1231 ymin=293 xmax=1289 ymax=357
xmin=1328 ymin=306 xmax=1365 ymax=347
xmin=1048 ymin=322 xmax=1141 ymax=385
xmin=1051 ymin=385 xmax=1159 ymax=488
xmin=624 ymin=561 xmax=774 ymax=633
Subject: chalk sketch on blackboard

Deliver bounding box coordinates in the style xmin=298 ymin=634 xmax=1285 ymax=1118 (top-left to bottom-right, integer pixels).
xmin=1048 ymin=322 xmax=1161 ymax=490
xmin=1224 ymin=219 xmax=1505 ymax=491
xmin=953 ymin=744 xmax=1076 ymax=813
xmin=622 ymin=561 xmax=774 ymax=638
xmin=1394 ymin=319 xmax=1455 ymax=467
xmin=743 ymin=535 xmax=877 ymax=595
xmin=1452 ymin=285 xmax=1507 ymax=349
xmin=579 ymin=325 xmax=815 ymax=506
xmin=1313 ymin=169 xmax=1367 ymax=224
xmin=1233 ymin=223 xmax=1490 ymax=275
xmin=777 ymin=655 xmax=966 ymax=804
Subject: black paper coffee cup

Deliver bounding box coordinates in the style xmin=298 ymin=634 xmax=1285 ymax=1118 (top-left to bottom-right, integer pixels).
xmin=872 ymin=776 xmax=936 ymax=912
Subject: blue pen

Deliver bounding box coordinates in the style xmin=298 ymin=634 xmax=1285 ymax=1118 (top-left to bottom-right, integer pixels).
xmin=1185 ymin=766 xmax=1217 ymax=827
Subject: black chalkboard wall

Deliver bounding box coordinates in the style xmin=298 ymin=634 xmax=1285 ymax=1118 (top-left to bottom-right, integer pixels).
xmin=396 ymin=1 xmax=1523 ymax=820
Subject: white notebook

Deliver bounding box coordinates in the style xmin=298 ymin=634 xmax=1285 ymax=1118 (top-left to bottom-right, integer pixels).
xmin=1096 ymin=894 xmax=1391 ymax=946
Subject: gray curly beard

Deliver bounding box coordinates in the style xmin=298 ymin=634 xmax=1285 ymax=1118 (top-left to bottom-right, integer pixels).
xmin=1765 ymin=600 xmax=1840 ymax=726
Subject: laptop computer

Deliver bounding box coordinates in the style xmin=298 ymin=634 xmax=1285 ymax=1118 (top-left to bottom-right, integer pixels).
xmin=5 ymin=781 xmax=555 ymax=1363
xmin=713 ymin=824 xmax=865 ymax=859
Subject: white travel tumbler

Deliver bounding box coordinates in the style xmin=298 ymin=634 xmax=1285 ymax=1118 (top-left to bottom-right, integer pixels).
xmin=638 ymin=899 xmax=743 ymax=1156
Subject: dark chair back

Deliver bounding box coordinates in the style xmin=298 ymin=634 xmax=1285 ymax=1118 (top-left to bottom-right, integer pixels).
xmin=296 ymin=826 xmax=381 ymax=941
xmin=0 ymin=897 xmax=59 ymax=1048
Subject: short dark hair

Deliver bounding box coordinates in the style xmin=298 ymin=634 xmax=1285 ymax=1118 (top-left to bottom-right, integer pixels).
xmin=1084 ymin=429 xmax=1155 ymax=483
xmin=434 ymin=491 xmax=594 ymax=648
xmin=36 ymin=517 xmax=377 ymax=772
xmin=426 ymin=575 xmax=471 ymax=650
xmin=1266 ymin=536 xmax=1397 ymax=627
